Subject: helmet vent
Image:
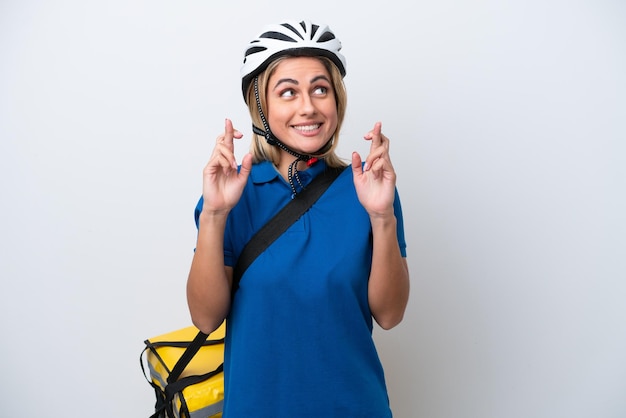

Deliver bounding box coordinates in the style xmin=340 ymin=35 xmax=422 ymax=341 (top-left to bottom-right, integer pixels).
xmin=244 ymin=46 xmax=268 ymax=58
xmin=280 ymin=23 xmax=305 ymax=40
xmin=310 ymin=24 xmax=319 ymax=39
xmin=318 ymin=32 xmax=336 ymax=42
xmin=260 ymin=31 xmax=298 ymax=42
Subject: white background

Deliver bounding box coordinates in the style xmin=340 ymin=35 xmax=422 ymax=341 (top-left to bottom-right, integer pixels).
xmin=1 ymin=1 xmax=625 ymax=417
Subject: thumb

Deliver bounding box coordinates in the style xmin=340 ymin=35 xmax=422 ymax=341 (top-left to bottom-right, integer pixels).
xmin=351 ymin=152 xmax=363 ymax=176
xmin=238 ymin=153 xmax=253 ymax=181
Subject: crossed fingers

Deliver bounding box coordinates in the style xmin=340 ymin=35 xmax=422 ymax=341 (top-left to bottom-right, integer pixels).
xmin=212 ymin=118 xmax=243 ymax=173
xmin=363 ymin=122 xmax=392 ymax=175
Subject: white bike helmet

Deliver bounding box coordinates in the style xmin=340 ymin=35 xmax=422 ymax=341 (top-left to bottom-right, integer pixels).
xmin=240 ymin=20 xmax=347 ymax=99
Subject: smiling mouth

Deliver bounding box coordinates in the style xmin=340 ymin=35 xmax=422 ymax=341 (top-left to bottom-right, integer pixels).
xmin=292 ymin=124 xmax=321 ymax=132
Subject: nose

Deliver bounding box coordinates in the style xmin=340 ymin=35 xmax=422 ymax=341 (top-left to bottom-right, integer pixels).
xmin=298 ymin=94 xmax=317 ymax=115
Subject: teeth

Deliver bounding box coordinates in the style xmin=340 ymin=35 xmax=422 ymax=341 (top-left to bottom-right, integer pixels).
xmin=293 ymin=124 xmax=320 ymax=132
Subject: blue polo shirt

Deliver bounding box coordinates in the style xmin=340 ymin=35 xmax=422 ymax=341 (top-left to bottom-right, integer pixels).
xmin=194 ymin=160 xmax=406 ymax=417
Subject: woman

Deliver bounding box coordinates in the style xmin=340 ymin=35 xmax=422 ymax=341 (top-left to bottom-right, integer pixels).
xmin=187 ymin=20 xmax=410 ymax=417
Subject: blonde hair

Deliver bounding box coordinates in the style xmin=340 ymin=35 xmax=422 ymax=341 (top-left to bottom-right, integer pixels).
xmin=244 ymin=56 xmax=348 ymax=168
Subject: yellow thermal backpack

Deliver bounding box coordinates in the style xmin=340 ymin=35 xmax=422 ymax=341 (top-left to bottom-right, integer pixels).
xmin=141 ymin=322 xmax=226 ymax=418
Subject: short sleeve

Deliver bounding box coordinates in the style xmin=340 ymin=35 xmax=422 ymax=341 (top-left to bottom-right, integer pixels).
xmin=393 ymin=189 xmax=407 ymax=257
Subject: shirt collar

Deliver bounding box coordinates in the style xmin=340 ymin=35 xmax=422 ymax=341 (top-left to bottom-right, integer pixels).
xmin=251 ymin=159 xmax=329 ymax=185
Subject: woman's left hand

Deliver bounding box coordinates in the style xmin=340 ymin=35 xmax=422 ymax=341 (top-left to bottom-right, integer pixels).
xmin=351 ymin=121 xmax=397 ymax=218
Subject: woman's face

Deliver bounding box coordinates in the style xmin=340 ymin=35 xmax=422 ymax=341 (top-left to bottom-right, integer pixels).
xmin=266 ymin=57 xmax=338 ymax=155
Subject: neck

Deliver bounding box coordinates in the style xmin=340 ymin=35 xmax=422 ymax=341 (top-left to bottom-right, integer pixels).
xmin=276 ymin=152 xmax=314 ymax=182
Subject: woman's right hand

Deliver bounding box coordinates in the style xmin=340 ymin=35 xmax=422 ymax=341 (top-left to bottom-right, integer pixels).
xmin=201 ymin=118 xmax=252 ymax=215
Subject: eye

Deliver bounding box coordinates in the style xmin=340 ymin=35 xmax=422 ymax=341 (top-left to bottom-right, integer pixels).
xmin=313 ymin=86 xmax=328 ymax=95
xmin=279 ymin=89 xmax=295 ymax=98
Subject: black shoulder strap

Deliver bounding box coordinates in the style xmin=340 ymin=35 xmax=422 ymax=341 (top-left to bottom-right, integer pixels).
xmin=232 ymin=165 xmax=346 ymax=292
xmin=164 ymin=165 xmax=346 ymax=386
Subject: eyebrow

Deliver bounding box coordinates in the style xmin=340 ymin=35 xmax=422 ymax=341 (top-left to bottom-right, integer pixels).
xmin=273 ymin=75 xmax=331 ymax=90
